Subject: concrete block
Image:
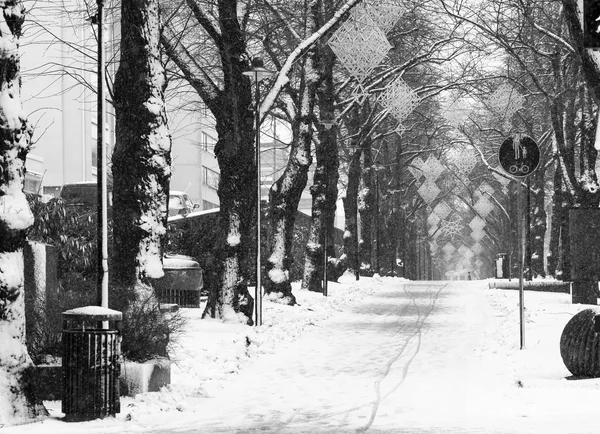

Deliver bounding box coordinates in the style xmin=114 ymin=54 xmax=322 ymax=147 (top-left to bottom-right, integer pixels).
xmin=120 ymin=359 xmax=171 ymax=396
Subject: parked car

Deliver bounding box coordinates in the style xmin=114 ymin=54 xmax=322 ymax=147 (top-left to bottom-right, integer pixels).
xmin=59 ymin=182 xmax=113 ymax=210
xmin=168 ymin=191 xmax=200 ymax=217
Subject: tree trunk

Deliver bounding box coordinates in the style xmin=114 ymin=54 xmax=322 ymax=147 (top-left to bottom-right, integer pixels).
xmin=264 ymin=94 xmax=313 ymax=305
xmin=113 ymin=0 xmax=171 ymax=287
xmin=0 ymin=0 xmax=48 ymax=423
xmin=358 ymin=141 xmax=374 ymax=275
xmin=547 ymin=164 xmax=561 ymax=277
xmin=301 ymin=2 xmax=339 ymax=293
xmin=529 ymin=168 xmax=546 ymax=278
xmin=340 ymin=149 xmax=362 ymax=277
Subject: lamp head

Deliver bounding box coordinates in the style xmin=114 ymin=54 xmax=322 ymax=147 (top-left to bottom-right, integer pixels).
xmin=243 ymin=57 xmax=275 ymax=81
xmin=321 ymin=113 xmax=337 ymax=130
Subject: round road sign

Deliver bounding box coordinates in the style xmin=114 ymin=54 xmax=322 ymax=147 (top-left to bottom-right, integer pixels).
xmin=498 ymin=135 xmax=540 ymax=177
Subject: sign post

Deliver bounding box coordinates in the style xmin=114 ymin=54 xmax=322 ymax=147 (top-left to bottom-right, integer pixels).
xmin=498 ymin=135 xmax=540 ymax=350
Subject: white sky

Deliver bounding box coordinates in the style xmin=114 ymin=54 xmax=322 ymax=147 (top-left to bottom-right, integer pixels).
xmin=5 ymin=276 xmax=600 ymax=433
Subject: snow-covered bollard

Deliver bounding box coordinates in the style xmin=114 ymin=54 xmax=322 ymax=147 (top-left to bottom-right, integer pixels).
xmin=62 ymin=306 xmax=122 ymax=421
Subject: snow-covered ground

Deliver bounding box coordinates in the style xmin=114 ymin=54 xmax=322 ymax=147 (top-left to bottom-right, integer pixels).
xmin=5 ymin=276 xmax=600 ymax=433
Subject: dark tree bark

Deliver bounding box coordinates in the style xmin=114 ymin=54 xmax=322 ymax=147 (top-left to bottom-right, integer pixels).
xmin=113 ymin=0 xmax=172 ymax=288
xmin=301 ymin=0 xmax=339 ymax=293
xmin=0 ymin=0 xmax=48 ymax=423
xmin=358 ymin=138 xmax=374 ymax=275
xmin=340 ymin=149 xmax=362 ymax=277
xmin=528 ymin=167 xmax=547 ymax=278
xmin=264 ymin=82 xmax=314 ymax=305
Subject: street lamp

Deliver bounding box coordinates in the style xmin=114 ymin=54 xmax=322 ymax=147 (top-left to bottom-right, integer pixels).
xmin=89 ymin=0 xmax=108 ymax=311
xmin=320 ymin=113 xmax=337 ymax=297
xmin=243 ymin=58 xmax=274 ymax=326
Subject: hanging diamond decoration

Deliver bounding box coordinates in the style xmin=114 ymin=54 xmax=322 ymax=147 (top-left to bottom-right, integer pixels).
xmin=417 ymin=180 xmax=441 ymax=205
xmin=394 ymin=123 xmax=407 ymax=137
xmin=427 ymin=212 xmax=440 ymax=228
xmin=444 ymin=98 xmax=472 ymax=127
xmin=408 ymin=156 xmax=425 ymax=179
xmin=442 ymin=241 xmax=456 ymax=256
xmin=473 ymin=196 xmax=494 ymax=217
xmin=469 ymin=216 xmax=486 ymax=232
xmin=477 ymin=181 xmax=494 ymax=198
xmin=421 ymin=155 xmax=445 ymax=182
xmin=471 ymin=242 xmax=484 ymax=255
xmin=433 ymin=202 xmax=452 ymax=220
xmin=471 ymin=229 xmax=485 ymax=241
xmin=363 ymin=1 xmax=405 ymax=33
xmin=328 ymin=14 xmax=392 ymax=79
xmin=379 ymin=78 xmax=420 ymax=123
xmin=487 ymin=83 xmax=524 ymax=120
xmin=493 ymin=172 xmax=511 ymax=194
xmin=447 ymin=147 xmax=477 ymax=176
xmin=440 ymin=216 xmax=463 ymax=240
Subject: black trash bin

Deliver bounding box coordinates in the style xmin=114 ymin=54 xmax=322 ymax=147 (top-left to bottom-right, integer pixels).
xmin=151 ymin=254 xmax=204 ymax=308
xmin=62 ymin=306 xmax=122 ymax=421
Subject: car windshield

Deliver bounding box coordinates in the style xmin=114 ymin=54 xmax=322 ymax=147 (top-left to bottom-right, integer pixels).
xmin=169 ymin=196 xmax=183 ymax=208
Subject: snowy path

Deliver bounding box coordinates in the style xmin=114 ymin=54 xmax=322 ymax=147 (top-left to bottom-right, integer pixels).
xmin=144 ymin=280 xmax=494 ymax=433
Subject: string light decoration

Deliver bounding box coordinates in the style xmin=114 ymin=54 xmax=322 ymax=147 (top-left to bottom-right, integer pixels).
xmin=487 ymin=83 xmax=524 ymax=122
xmin=473 ymin=195 xmax=494 ymax=217
xmin=433 ymin=201 xmax=452 ymax=220
xmin=440 ymin=216 xmax=463 ymax=240
xmin=417 ymin=180 xmax=441 ymax=205
xmin=379 ymin=78 xmax=421 ymax=123
xmin=421 ymin=154 xmax=445 ymax=182
xmin=328 ymin=12 xmax=392 ymax=79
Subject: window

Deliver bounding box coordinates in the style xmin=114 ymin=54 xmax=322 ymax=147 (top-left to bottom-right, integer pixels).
xmin=203 ymin=166 xmax=219 ymax=190
xmin=202 ymin=200 xmax=218 ymax=210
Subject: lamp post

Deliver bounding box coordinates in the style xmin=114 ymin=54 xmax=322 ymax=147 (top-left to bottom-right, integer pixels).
xmin=243 ymin=58 xmax=274 ymax=326
xmin=320 ymin=114 xmax=337 ymax=297
xmin=90 ymin=0 xmax=108 ymax=311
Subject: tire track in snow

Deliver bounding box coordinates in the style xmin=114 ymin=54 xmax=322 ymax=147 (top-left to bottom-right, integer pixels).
xmin=356 ymin=281 xmax=447 ymax=433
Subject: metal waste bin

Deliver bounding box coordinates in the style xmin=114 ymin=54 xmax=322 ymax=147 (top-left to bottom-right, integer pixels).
xmin=62 ymin=306 xmax=122 ymax=421
xmin=151 ymin=254 xmax=204 ymax=308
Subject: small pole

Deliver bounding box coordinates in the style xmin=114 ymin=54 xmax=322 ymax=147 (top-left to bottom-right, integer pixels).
xmin=323 ymin=222 xmax=328 ymax=297
xmin=96 ymin=0 xmax=108 ymax=312
xmin=254 ymin=75 xmax=262 ymax=327
xmin=518 ymin=180 xmax=525 ymax=350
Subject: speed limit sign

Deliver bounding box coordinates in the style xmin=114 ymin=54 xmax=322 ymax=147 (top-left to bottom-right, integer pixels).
xmin=498 ymin=135 xmax=540 ymax=177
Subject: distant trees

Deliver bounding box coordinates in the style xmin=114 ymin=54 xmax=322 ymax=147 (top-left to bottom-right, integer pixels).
xmin=0 ymin=0 xmax=48 ymax=424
